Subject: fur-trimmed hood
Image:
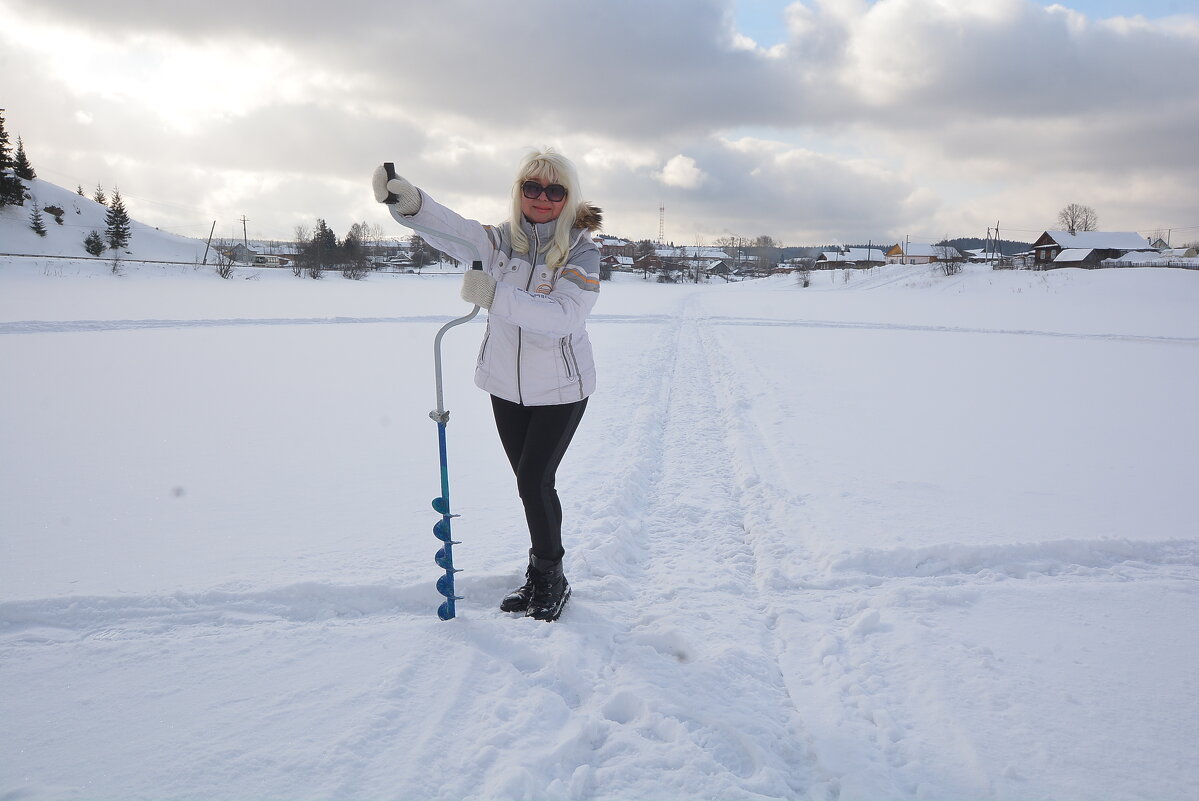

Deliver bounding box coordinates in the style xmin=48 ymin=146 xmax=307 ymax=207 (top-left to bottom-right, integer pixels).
xmin=572 ymin=202 xmax=603 ymax=233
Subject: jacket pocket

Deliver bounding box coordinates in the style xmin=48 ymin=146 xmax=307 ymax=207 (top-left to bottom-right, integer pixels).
xmin=477 ymin=328 xmax=490 ymax=366
xmin=560 ymin=335 xmax=581 ymax=381
xmin=559 ymin=337 xmax=573 ymax=378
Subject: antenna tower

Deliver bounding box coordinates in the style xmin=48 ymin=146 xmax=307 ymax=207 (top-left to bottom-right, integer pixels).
xmin=658 ymin=204 xmax=665 ymax=244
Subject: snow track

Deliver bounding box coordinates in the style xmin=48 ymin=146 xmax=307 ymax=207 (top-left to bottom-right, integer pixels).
xmin=704 ymin=315 xmax=1199 ymax=346
xmin=0 ymin=313 xmax=674 ymax=336
xmin=563 ymin=298 xmax=826 ymax=798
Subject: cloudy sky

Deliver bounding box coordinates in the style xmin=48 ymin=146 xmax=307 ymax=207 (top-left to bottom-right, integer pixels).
xmin=3 ymin=0 xmax=1197 ymax=247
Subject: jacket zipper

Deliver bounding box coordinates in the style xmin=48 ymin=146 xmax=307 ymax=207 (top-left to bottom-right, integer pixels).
xmin=566 ymin=336 xmax=582 ymax=380
xmin=560 ymin=337 xmax=574 ymax=377
xmin=478 ymin=327 xmax=490 ymax=366
xmin=567 ymin=335 xmax=583 ymax=399
xmin=516 ymin=226 xmax=541 ymax=405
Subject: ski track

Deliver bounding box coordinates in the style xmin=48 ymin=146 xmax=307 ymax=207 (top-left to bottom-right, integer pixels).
xmin=0 ymin=314 xmax=674 ymax=336
xmin=562 ymin=293 xmax=827 ymax=799
xmin=7 ymin=312 xmax=1195 ymax=347
xmin=703 ymin=316 xmax=1199 ymax=346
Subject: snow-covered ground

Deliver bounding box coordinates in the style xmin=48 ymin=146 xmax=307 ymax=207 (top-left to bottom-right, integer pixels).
xmin=2 ymin=253 xmax=1197 ymax=800
xmin=1 ymin=178 xmax=212 ymax=264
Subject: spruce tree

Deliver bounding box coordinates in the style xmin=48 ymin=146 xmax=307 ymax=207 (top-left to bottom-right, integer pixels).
xmin=14 ymin=136 xmax=35 ymax=180
xmin=314 ymin=218 xmax=337 ymax=250
xmin=314 ymin=218 xmax=338 ymax=267
xmin=105 ymin=189 xmax=132 ymax=250
xmin=0 ymin=111 xmax=9 ymax=170
xmin=84 ymin=230 xmax=106 ymax=256
xmin=94 ymin=183 xmax=107 ymax=206
xmin=77 ymin=185 xmax=85 ymax=196
xmin=0 ymin=110 xmax=24 ymax=208
xmin=30 ymin=202 xmax=47 ymax=236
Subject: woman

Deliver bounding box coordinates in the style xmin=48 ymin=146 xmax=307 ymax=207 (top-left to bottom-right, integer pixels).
xmin=372 ymin=148 xmax=602 ymax=622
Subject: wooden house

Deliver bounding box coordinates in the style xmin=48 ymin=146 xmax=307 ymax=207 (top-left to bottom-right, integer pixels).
xmin=885 ymin=243 xmax=961 ymax=264
xmin=1032 ymin=231 xmax=1152 ymax=268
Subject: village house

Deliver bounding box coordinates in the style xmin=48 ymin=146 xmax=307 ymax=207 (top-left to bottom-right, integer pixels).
xmin=1031 ymin=230 xmax=1153 ymax=268
xmin=595 ymin=235 xmax=636 ymax=260
xmin=816 ymin=247 xmax=887 ymax=268
xmin=659 ymin=245 xmax=734 ymax=273
xmin=600 ymin=254 xmax=634 ymax=273
xmin=1101 ymin=248 xmax=1199 ymax=269
xmin=628 ymin=245 xmax=738 ymax=280
xmin=885 ymin=243 xmax=961 ymax=264
xmin=228 ymin=243 xmax=258 ymax=264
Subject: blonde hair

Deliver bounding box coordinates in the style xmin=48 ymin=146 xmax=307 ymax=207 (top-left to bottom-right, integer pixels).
xmin=510 ymin=147 xmax=581 ymax=270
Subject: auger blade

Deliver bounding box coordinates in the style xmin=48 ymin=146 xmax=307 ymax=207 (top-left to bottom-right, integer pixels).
xmin=436 ymin=572 xmax=458 ymax=599
xmin=435 ymin=547 xmax=463 ymax=571
xmin=433 ymin=519 xmax=453 ymax=542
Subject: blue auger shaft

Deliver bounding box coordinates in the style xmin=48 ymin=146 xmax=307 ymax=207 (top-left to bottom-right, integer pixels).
xmin=433 ymin=419 xmax=463 ymax=620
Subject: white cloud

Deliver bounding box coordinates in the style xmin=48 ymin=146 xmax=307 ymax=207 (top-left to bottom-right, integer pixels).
xmin=657 ymin=155 xmax=708 ymax=190
xmin=1 ymin=0 xmax=1195 ymax=243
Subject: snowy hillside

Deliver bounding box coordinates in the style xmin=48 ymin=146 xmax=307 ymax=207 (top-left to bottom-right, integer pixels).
xmin=1 ymin=258 xmax=1197 ymax=800
xmin=0 ymin=178 xmax=209 ymax=263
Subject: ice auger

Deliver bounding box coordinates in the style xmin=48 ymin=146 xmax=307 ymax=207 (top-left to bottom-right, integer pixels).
xmin=381 ymin=163 xmax=483 ymax=620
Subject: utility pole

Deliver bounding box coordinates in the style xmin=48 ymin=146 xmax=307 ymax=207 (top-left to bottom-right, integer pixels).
xmin=202 ymin=220 xmax=216 ymax=265
xmin=240 ymin=215 xmax=249 ymax=247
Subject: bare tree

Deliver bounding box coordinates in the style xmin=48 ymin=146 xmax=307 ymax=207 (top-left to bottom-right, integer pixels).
xmin=935 ymin=243 xmax=964 ymax=276
xmin=1057 ymin=203 xmax=1098 ymax=234
xmin=214 ymin=249 xmax=236 ymax=279
xmin=410 ymin=234 xmax=440 ymax=274
xmin=292 ymin=224 xmax=310 ymax=277
xmin=341 ymin=222 xmax=372 ymax=280
xmin=751 ymin=235 xmax=781 ymax=274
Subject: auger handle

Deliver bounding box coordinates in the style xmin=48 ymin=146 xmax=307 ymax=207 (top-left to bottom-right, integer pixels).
xmin=382 ymin=162 xmax=400 ymax=204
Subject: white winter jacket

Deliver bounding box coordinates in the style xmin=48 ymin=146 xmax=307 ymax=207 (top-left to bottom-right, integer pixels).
xmin=404 ymin=192 xmax=603 ymax=406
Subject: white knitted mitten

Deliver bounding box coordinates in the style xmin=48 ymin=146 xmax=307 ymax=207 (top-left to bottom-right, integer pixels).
xmin=460 ymin=269 xmax=497 ymax=309
xmin=371 ymin=165 xmax=422 ymax=215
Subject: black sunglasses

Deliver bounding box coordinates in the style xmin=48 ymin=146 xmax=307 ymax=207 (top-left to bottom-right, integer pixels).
xmin=521 ymin=180 xmax=568 ymax=203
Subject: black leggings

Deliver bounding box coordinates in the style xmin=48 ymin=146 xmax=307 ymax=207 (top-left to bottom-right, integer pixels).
xmin=491 ymin=395 xmax=588 ymax=562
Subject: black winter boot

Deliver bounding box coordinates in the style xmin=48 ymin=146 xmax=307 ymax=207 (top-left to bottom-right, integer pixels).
xmin=499 ymin=551 xmax=536 ymax=613
xmin=526 ymin=553 xmax=571 ymax=622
